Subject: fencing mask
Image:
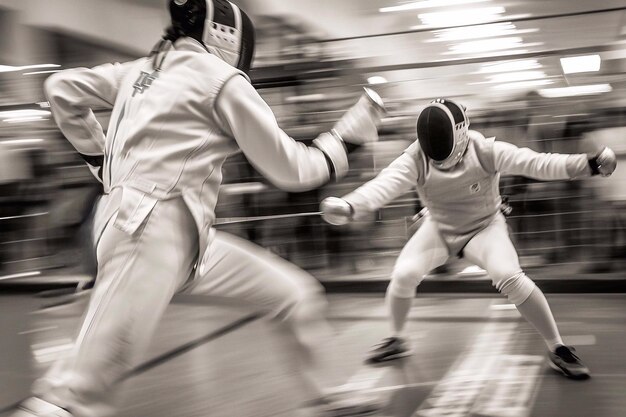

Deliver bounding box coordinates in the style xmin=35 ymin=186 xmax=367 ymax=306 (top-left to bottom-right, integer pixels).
xmin=416 ymin=98 xmax=469 ymax=170
xmin=168 ymin=0 xmax=255 ymax=73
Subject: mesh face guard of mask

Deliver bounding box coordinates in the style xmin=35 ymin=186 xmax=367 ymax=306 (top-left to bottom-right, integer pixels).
xmin=416 ymin=98 xmax=469 ymax=170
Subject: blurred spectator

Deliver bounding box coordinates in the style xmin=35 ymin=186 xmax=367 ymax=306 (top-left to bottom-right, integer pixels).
xmin=0 ymin=142 xmax=33 ymax=271
xmin=523 ymin=97 xmax=569 ymax=264
xmin=554 ymin=118 xmax=594 ymax=262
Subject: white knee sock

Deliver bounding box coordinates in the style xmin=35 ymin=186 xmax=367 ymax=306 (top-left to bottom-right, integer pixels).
xmin=515 ymin=286 xmax=564 ymax=351
xmin=386 ymin=288 xmax=413 ymax=338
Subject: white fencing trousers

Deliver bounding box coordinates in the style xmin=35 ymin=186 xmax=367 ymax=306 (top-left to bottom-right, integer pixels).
xmin=462 ymin=213 xmax=535 ymax=305
xmin=389 ymin=213 xmax=533 ymax=301
xmin=388 ymin=216 xmax=449 ymax=298
xmin=182 ymin=231 xmax=326 ymax=322
xmin=34 ymin=192 xmax=199 ymax=417
xmin=34 ymin=192 xmax=326 ymax=417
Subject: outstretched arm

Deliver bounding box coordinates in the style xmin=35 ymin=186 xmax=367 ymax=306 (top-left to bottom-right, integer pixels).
xmin=320 ymin=150 xmax=418 ymax=225
xmin=342 ymin=151 xmax=419 ymax=218
xmin=45 ymin=62 xmax=134 ymax=182
xmin=215 ymin=75 xmax=383 ymax=192
xmin=494 ymin=141 xmax=592 ymax=180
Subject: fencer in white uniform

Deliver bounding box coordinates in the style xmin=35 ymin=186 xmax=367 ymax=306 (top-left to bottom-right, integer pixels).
xmin=11 ymin=1 xmax=385 ymax=416
xmin=322 ymin=98 xmax=617 ymax=380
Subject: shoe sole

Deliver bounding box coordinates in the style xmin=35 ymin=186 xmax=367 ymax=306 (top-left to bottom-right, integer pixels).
xmin=548 ymin=360 xmax=590 ymax=380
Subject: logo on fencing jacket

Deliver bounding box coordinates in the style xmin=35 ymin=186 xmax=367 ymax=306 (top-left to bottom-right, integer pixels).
xmin=469 ymin=182 xmax=481 ymax=193
xmin=133 ymin=71 xmax=159 ymax=96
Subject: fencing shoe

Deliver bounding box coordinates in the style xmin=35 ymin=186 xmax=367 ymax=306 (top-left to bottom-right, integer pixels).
xmin=549 ymin=345 xmax=590 ymax=380
xmin=365 ymin=336 xmax=412 ymax=365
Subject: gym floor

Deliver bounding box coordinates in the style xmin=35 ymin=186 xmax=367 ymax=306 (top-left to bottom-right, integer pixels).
xmin=1 ymin=292 xmax=624 ymax=417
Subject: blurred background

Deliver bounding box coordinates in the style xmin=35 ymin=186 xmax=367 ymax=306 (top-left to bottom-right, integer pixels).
xmin=0 ymin=0 xmax=625 ymax=285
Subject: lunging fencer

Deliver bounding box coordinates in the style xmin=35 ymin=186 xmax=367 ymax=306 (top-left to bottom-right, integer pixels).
xmin=321 ymin=98 xmax=617 ymax=379
xmin=11 ymin=1 xmax=385 ymax=416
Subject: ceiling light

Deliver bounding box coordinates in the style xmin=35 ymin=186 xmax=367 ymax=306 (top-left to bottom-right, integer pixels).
xmin=492 ymin=79 xmax=553 ymax=90
xmin=380 ymin=0 xmax=489 ymax=13
xmin=4 ymin=116 xmax=46 ymax=123
xmin=284 ymin=94 xmax=326 ymax=104
xmin=488 ymin=71 xmax=547 ymax=83
xmin=447 ymin=37 xmax=523 ymax=53
xmin=560 ymin=55 xmax=601 ymax=74
xmin=367 ymin=76 xmax=388 ymax=85
xmin=418 ymin=6 xmax=505 ymax=26
xmin=538 ymin=84 xmax=612 ymax=98
xmin=0 ymin=64 xmax=60 ymax=73
xmin=476 ymin=49 xmax=532 ymax=58
xmin=0 ymin=139 xmax=45 ymax=145
xmin=478 ymin=59 xmax=541 ymax=73
xmin=445 ymin=43 xmax=543 ymax=56
xmin=428 ymin=22 xmax=538 ymax=42
xmin=23 ymin=70 xmax=62 ymax=76
xmin=0 ymin=271 xmax=41 ymax=281
xmin=0 ymin=110 xmax=51 ymax=118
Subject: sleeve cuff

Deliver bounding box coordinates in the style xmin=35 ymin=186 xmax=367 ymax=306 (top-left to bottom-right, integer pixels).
xmin=313 ymin=132 xmax=349 ymax=181
xmin=342 ymin=193 xmax=367 ymax=220
xmin=566 ymin=154 xmax=593 ymax=178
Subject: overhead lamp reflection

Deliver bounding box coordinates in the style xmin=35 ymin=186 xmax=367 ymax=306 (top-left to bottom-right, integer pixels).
xmin=0 ymin=64 xmax=60 ymax=73
xmin=428 ymin=23 xmax=539 ymax=42
xmin=23 ymin=70 xmax=62 ymax=76
xmin=492 ymin=79 xmax=553 ymax=90
xmin=380 ymin=0 xmax=490 ymax=13
xmin=539 ymin=84 xmax=611 ymax=98
xmin=367 ymin=76 xmax=388 ymax=85
xmin=1 ymin=139 xmax=45 ymax=145
xmin=478 ymin=59 xmax=541 ymax=73
xmin=446 ymin=36 xmax=523 ymax=53
xmin=560 ymin=55 xmax=601 ymax=74
xmin=4 ymin=116 xmax=47 ymax=123
xmin=418 ymin=6 xmax=505 ymax=26
xmin=0 ymin=110 xmax=51 ymax=119
xmin=487 ymin=70 xmax=547 ymax=83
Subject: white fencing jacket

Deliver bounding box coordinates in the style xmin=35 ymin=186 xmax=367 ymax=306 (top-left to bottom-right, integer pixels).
xmin=344 ymin=130 xmax=591 ymax=238
xmin=45 ymin=37 xmax=345 ymax=275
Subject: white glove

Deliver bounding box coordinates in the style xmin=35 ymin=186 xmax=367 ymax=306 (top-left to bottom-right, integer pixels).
xmin=320 ymin=197 xmax=353 ymax=226
xmin=591 ymin=147 xmax=617 ymax=177
xmin=332 ymin=87 xmax=386 ymax=146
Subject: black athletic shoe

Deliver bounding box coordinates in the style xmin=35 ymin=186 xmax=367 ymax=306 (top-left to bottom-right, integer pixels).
xmin=365 ymin=337 xmax=412 ymax=365
xmin=548 ymin=345 xmax=590 ymax=380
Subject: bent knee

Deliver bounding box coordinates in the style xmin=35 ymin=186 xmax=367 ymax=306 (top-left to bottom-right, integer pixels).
xmin=389 ymin=264 xmax=427 ymax=298
xmin=489 ymin=266 xmax=522 ymax=288
xmin=494 ymin=271 xmax=536 ymax=305
xmin=274 ymin=280 xmax=327 ymax=324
